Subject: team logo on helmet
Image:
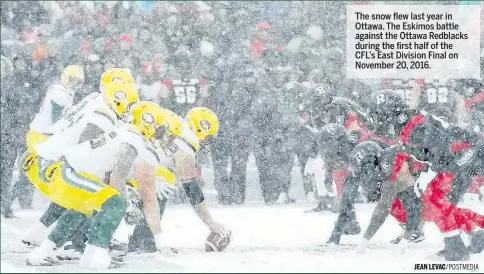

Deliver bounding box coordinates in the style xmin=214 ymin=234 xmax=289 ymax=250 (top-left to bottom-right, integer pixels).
xmin=336 ymin=115 xmax=344 ymax=124
xmin=381 ymin=162 xmax=390 ymax=172
xmin=325 ymin=124 xmax=336 ymax=134
xmin=466 ymin=87 xmax=475 ymax=96
xmin=142 ymin=113 xmax=155 ymax=124
xmin=354 ymin=151 xmax=364 ymax=165
xmin=200 ymin=120 xmax=211 ymax=130
xmin=397 ymin=113 xmax=408 ymax=124
xmin=114 ymin=91 xmax=127 ymax=100
xmin=348 ymin=133 xmax=358 ymax=144
xmin=456 ymin=149 xmax=475 ymax=166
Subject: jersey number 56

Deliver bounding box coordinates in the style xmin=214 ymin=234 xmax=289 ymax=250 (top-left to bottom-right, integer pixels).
xmin=174 ymin=86 xmax=197 ymax=104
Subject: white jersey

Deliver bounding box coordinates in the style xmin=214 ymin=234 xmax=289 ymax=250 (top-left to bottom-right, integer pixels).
xmin=34 ymin=93 xmax=118 ymax=161
xmin=62 ymin=124 xmax=160 ymax=180
xmin=29 ymin=84 xmax=75 ymax=133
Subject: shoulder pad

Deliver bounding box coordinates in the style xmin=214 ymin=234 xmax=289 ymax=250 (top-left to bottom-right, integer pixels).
xmin=119 ymin=123 xmax=142 ymax=136
xmin=145 ymin=142 xmax=161 ymax=164
xmin=94 ymin=107 xmax=117 ymax=124
xmin=85 ymin=92 xmax=101 ymax=101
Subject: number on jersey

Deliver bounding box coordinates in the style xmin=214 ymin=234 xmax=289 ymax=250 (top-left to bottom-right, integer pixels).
xmin=174 ymin=86 xmax=197 ymax=104
xmin=395 ymin=88 xmax=412 ymax=106
xmin=89 ymin=134 xmax=107 ymax=149
xmin=89 ymin=131 xmax=117 ymax=149
xmin=426 ymin=87 xmax=448 ymax=104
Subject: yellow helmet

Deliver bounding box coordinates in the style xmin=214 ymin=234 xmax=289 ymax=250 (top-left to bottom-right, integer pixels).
xmin=130 ymin=101 xmax=164 ymax=141
xmin=103 ymin=82 xmax=140 ymax=118
xmin=100 ymin=68 xmax=135 ymax=92
xmin=129 ymin=101 xmax=183 ymax=143
xmin=185 ymin=107 xmax=219 ymax=141
xmin=61 ymin=65 xmax=84 ymax=88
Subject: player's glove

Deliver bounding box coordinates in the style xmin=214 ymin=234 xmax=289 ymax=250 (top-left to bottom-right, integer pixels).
xmin=156 ymin=178 xmax=176 ymax=201
xmin=209 ymin=222 xmax=231 ymax=239
xmin=125 ymin=185 xmax=144 ymax=225
xmin=153 ymin=233 xmax=178 ymax=256
xmin=356 ymin=238 xmax=369 ymax=253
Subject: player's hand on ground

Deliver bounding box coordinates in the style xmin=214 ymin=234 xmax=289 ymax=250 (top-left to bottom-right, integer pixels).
xmin=326 ymin=232 xmax=341 ymax=245
xmin=153 ymin=234 xmax=178 ymax=256
xmin=209 ymin=222 xmax=231 ymax=238
xmin=356 ymin=238 xmax=369 ymax=254
xmin=125 ymin=186 xmax=144 ymax=225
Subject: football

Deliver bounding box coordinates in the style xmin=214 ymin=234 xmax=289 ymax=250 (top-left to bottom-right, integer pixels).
xmin=205 ymin=231 xmax=231 ymax=252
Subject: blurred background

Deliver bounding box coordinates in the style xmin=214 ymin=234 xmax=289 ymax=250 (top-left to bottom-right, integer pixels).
xmin=1 ymin=1 xmax=482 ymax=211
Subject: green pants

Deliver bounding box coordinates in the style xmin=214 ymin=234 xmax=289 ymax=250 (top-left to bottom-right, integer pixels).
xmin=48 ymin=194 xmax=127 ymax=249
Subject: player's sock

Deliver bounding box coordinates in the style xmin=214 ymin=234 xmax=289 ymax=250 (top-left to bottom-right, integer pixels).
xmin=442 ymin=233 xmax=470 ymax=261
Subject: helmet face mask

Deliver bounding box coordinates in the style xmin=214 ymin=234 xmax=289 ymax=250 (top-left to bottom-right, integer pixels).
xmin=198 ymin=134 xmax=214 ymax=155
xmin=153 ymin=125 xmax=179 ymax=156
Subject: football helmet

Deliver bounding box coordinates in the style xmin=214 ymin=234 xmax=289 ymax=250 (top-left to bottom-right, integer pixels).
xmin=186 ymin=107 xmax=219 ymax=153
xmin=130 ymin=102 xmax=183 ymax=155
xmin=186 ymin=107 xmax=219 ymax=141
xmin=367 ymin=89 xmax=409 ymax=136
xmin=99 ymin=68 xmax=135 ymax=92
xmin=348 ymin=141 xmax=383 ymax=174
xmin=103 ymin=82 xmax=140 ymax=119
xmin=60 ymin=65 xmax=85 ymax=88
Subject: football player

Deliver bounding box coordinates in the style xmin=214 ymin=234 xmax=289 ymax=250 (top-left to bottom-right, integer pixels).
xmin=364 ymin=90 xmax=484 ymax=255
xmin=27 ymin=65 xmax=85 ymax=152
xmin=307 ymin=86 xmax=395 ymax=212
xmin=6 ymin=65 xmax=85 ymax=211
xmin=367 ymin=89 xmax=480 ymax=201
xmin=354 ymin=142 xmax=484 ymax=260
xmin=160 ymin=51 xmax=209 ymax=116
xmin=417 ymin=78 xmax=459 ymax=124
xmin=26 ymin=101 xmax=182 ymax=269
xmin=312 ymin=124 xmax=362 ymax=232
xmin=455 ymin=78 xmax=484 ymax=133
xmin=21 ymin=70 xmax=139 ymax=247
xmin=113 ymin=107 xmax=230 ymax=255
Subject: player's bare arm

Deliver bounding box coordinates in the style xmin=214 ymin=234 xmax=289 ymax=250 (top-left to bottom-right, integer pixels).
xmin=174 ymin=149 xmax=227 ymax=236
xmin=110 ymin=143 xmax=139 ymax=198
xmin=136 ymin=158 xmax=161 ymax=236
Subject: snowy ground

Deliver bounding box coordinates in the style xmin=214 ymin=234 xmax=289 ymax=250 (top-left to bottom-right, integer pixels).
xmin=2 ymin=158 xmax=483 ymax=273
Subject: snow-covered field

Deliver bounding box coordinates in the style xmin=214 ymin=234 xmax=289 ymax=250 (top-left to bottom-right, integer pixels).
xmin=2 ymin=159 xmax=483 ymax=273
